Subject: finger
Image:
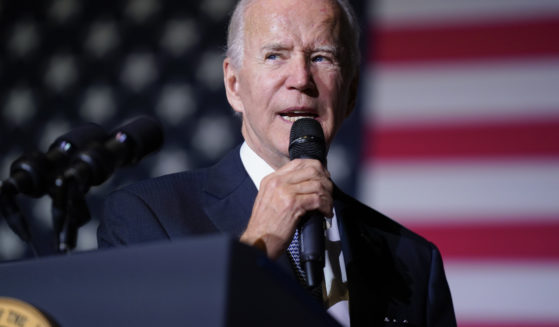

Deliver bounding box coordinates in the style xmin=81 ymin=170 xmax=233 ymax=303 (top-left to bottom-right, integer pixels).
xmin=294 ymin=193 xmax=334 ymax=219
xmin=266 ymin=160 xmax=329 ymax=186
xmin=289 ymin=178 xmax=333 ymax=197
xmin=276 ymin=158 xmax=326 ymax=176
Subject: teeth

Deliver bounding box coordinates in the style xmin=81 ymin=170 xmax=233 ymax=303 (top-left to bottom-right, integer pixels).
xmin=280 ymin=111 xmax=316 ymax=122
xmin=283 ymin=116 xmax=315 ymax=122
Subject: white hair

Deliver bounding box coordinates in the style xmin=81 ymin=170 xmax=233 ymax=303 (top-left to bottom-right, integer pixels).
xmin=225 ymin=0 xmax=361 ymax=78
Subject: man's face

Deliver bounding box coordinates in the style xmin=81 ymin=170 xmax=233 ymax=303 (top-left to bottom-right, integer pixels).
xmin=224 ymin=0 xmax=356 ymax=169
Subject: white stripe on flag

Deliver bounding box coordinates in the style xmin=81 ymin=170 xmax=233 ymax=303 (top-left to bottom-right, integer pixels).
xmin=358 ymin=160 xmax=559 ymax=224
xmin=373 ymin=0 xmax=559 ymax=27
xmin=364 ymin=60 xmax=559 ymax=126
xmin=446 ymin=261 xmax=559 ymax=323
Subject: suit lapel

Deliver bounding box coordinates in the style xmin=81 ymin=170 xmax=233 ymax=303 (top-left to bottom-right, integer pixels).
xmin=202 ymin=145 xmax=257 ymax=237
xmin=334 ymin=187 xmax=393 ymax=326
xmin=335 ymin=187 xmax=416 ymax=326
xmin=333 ymin=189 xmax=377 ymax=322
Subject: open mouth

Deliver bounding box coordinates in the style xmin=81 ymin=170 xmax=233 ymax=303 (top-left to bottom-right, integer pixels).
xmin=279 ymin=111 xmax=318 ymax=122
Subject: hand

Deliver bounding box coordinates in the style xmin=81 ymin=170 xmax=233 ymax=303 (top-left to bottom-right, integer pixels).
xmin=240 ymin=158 xmax=333 ymax=259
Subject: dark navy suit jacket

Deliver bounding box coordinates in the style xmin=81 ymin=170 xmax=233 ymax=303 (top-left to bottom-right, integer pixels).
xmin=98 ymin=145 xmax=456 ymax=327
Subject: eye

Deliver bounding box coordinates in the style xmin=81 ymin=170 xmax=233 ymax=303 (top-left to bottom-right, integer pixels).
xmin=312 ymin=54 xmax=337 ymax=64
xmin=312 ymin=55 xmax=326 ymax=63
xmin=265 ymin=53 xmax=279 ymax=60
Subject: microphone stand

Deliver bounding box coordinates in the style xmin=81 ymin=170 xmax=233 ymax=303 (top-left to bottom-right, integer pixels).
xmin=51 ymin=175 xmax=91 ymax=253
xmin=0 ymin=182 xmax=38 ymax=257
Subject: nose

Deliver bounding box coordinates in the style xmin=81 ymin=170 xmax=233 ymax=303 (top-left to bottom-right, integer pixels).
xmin=286 ymin=55 xmax=316 ymax=95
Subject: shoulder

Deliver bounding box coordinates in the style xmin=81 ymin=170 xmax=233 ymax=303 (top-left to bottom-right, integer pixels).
xmin=117 ymin=143 xmax=245 ymax=202
xmin=98 ymin=169 xmax=212 ymax=246
xmin=335 ymin=187 xmax=433 ymax=250
xmin=335 ymin=189 xmax=456 ymax=325
xmin=334 ymin=187 xmax=442 ymax=280
xmin=98 ymin=145 xmax=246 ymax=246
xmin=121 ymin=169 xmax=208 ymax=201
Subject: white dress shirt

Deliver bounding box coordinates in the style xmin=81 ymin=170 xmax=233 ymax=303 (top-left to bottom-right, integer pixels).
xmin=240 ymin=142 xmax=350 ymax=326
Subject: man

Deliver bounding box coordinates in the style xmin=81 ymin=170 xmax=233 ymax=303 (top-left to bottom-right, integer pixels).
xmin=98 ymin=0 xmax=457 ymax=326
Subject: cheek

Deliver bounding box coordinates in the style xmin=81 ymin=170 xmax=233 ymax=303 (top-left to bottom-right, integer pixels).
xmin=333 ymin=75 xmax=351 ymax=114
xmin=319 ymin=69 xmax=344 ymax=96
xmin=246 ymin=74 xmax=278 ymax=107
xmin=317 ymin=72 xmax=346 ymax=112
xmin=324 ymin=75 xmax=350 ymax=142
xmin=239 ymin=66 xmax=266 ymax=96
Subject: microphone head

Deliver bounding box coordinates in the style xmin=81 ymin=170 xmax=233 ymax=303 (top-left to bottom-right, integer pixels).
xmin=288 ymin=118 xmax=326 ymax=164
xmin=7 ymin=123 xmax=107 ymax=197
xmin=49 ymin=123 xmax=107 ymax=154
xmin=112 ymin=115 xmax=164 ymax=165
xmin=63 ymin=116 xmax=164 ymax=188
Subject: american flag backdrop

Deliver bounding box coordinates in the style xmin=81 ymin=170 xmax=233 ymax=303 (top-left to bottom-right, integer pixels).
xmin=360 ymin=1 xmax=559 ymax=326
xmin=1 ymin=0 xmax=558 ymax=326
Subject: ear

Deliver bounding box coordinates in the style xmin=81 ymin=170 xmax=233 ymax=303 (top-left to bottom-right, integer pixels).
xmin=223 ymin=58 xmax=244 ymax=114
xmin=344 ymin=72 xmax=360 ymax=118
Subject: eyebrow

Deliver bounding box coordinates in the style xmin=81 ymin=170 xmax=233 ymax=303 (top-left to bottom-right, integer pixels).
xmin=261 ymin=43 xmax=339 ymax=55
xmin=313 ymin=46 xmax=338 ymax=56
xmin=260 ymin=43 xmax=290 ymax=52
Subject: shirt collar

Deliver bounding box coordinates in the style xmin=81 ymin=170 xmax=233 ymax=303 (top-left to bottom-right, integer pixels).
xmin=240 ymin=142 xmax=275 ymax=191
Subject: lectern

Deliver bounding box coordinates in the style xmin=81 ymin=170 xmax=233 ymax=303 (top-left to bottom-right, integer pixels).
xmin=0 ymin=235 xmax=339 ymax=326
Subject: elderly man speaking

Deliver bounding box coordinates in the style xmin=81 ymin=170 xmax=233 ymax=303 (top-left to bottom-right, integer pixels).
xmin=98 ymin=0 xmax=457 ymax=325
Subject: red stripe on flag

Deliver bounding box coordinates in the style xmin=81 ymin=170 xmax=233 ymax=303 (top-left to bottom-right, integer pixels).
xmin=370 ymin=16 xmax=559 ymax=63
xmin=408 ymin=220 xmax=559 ymax=260
xmin=363 ymin=119 xmax=559 ymax=159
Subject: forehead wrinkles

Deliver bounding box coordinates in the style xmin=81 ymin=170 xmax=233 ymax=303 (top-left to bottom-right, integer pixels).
xmin=244 ymin=0 xmax=342 ymax=51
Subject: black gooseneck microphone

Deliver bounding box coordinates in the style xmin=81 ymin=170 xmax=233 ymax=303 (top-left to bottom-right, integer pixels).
xmin=60 ymin=115 xmax=164 ymax=189
xmin=0 ymin=123 xmax=107 ymax=246
xmin=2 ymin=123 xmax=107 ymax=198
xmin=288 ymin=118 xmax=326 ymax=288
xmin=53 ymin=115 xmax=164 ymax=251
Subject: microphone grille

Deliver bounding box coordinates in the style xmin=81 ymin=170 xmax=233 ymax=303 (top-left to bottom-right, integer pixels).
xmin=288 ymin=118 xmax=326 ymax=163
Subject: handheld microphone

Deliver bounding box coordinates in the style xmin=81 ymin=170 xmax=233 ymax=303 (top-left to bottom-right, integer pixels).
xmin=288 ymin=118 xmax=326 ymax=288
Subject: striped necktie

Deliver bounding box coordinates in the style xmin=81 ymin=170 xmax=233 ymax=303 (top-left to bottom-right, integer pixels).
xmin=287 ymin=229 xmax=307 ymax=284
xmin=287 ymin=229 xmax=324 ymax=302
